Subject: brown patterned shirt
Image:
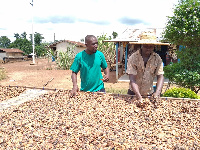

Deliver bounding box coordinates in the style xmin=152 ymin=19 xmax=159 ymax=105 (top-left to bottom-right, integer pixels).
xmin=126 ymin=50 xmax=164 ymax=96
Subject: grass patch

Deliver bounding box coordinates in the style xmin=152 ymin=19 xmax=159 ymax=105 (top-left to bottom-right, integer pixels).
xmin=105 ymin=87 xmax=127 ymax=94
xmin=0 ymin=68 xmax=6 ymax=80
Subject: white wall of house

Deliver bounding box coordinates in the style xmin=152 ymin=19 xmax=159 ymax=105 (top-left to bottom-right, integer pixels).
xmin=0 ymin=53 xmax=6 ymax=60
xmin=56 ymin=42 xmax=85 ymax=58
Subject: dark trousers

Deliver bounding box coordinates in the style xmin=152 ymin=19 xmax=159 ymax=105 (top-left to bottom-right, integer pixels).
xmin=127 ymin=89 xmax=153 ymax=97
xmin=97 ymin=88 xmax=105 ymax=92
xmin=127 ymin=89 xmax=135 ymax=95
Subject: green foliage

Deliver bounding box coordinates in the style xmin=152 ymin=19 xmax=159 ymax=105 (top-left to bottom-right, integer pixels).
xmin=164 ymin=62 xmax=200 ymax=94
xmin=9 ymin=38 xmax=32 ymax=55
xmin=35 ymin=43 xmax=48 ymax=57
xmin=21 ymin=32 xmax=27 ymax=39
xmin=163 ymin=0 xmax=200 ymax=47
xmin=30 ymin=32 xmax=44 ymax=45
xmin=97 ymin=34 xmax=115 ymax=64
xmin=14 ymin=33 xmax=20 ymax=39
xmin=0 ymin=68 xmax=6 ymax=81
xmin=163 ymin=87 xmax=198 ymax=99
xmin=105 ymin=87 xmax=127 ymax=94
xmin=56 ymin=46 xmax=75 ymax=70
xmin=9 ymin=32 xmax=46 ymax=56
xmin=0 ymin=36 xmax=11 ymax=48
xmin=176 ymin=46 xmax=200 ymax=70
xmin=163 ymin=0 xmax=200 ymax=94
xmin=112 ymin=31 xmax=118 ymax=39
xmin=10 ymin=32 xmax=33 ymax=55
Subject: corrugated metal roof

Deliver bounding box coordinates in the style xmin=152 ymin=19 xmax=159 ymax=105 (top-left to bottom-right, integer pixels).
xmin=104 ymin=28 xmax=170 ymax=45
xmin=0 ymin=48 xmax=24 ymax=53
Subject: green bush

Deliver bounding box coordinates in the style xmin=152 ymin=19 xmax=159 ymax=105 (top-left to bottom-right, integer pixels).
xmin=163 ymin=87 xmax=198 ymax=99
xmin=56 ymin=51 xmax=74 ymax=70
xmin=163 ymin=0 xmax=200 ymax=94
xmin=0 ymin=68 xmax=6 ymax=80
xmin=105 ymin=88 xmax=127 ymax=95
xmin=164 ymin=61 xmax=200 ymax=94
xmin=97 ymin=34 xmax=115 ymax=64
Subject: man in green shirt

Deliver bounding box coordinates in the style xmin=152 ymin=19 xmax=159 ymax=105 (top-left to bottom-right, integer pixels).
xmin=70 ymin=35 xmax=109 ymax=97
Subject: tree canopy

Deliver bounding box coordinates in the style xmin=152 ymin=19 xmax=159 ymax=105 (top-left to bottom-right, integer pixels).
xmin=163 ymin=0 xmax=200 ymax=93
xmin=112 ymin=31 xmax=118 ymax=39
xmin=30 ymin=32 xmax=44 ymax=45
xmin=0 ymin=36 xmax=11 ymax=48
xmin=164 ymin=0 xmax=200 ymax=47
xmin=9 ymin=38 xmax=33 ymax=55
xmin=8 ymin=32 xmax=46 ymax=56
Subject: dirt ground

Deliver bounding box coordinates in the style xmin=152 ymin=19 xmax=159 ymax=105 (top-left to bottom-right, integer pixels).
xmin=0 ymin=58 xmax=129 ymax=91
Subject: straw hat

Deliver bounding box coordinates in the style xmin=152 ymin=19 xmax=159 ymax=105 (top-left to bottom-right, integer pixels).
xmin=129 ymin=30 xmax=169 ymax=45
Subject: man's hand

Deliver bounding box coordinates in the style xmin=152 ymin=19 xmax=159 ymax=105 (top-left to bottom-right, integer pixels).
xmin=136 ymin=98 xmax=149 ymax=108
xmin=102 ymin=74 xmax=109 ymax=82
xmin=151 ymin=92 xmax=160 ymax=100
xmin=70 ymin=85 xmax=79 ymax=98
xmin=150 ymin=92 xmax=160 ymax=108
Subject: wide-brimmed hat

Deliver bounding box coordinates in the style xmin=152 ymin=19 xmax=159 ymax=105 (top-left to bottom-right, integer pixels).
xmin=129 ymin=30 xmax=169 ymax=45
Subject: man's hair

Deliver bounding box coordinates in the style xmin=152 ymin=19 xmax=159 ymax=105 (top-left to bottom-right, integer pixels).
xmin=85 ymin=35 xmax=96 ymax=43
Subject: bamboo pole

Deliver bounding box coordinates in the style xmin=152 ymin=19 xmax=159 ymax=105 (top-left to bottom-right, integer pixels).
xmin=4 ymin=85 xmax=200 ymax=101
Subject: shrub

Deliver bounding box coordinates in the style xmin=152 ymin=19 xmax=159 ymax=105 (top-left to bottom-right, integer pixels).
xmin=163 ymin=0 xmax=200 ymax=94
xmin=0 ymin=68 xmax=6 ymax=80
xmin=164 ymin=61 xmax=200 ymax=94
xmin=56 ymin=45 xmax=75 ymax=70
xmin=163 ymin=87 xmax=198 ymax=99
xmin=56 ymin=51 xmax=74 ymax=70
xmin=105 ymin=87 xmax=127 ymax=95
xmin=97 ymin=34 xmax=115 ymax=64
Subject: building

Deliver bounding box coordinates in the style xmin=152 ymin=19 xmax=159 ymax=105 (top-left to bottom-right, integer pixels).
xmin=0 ymin=48 xmax=25 ymax=63
xmin=48 ymin=40 xmax=86 ymax=58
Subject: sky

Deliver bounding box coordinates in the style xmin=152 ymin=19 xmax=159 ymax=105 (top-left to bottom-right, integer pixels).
xmin=0 ymin=0 xmax=178 ymax=43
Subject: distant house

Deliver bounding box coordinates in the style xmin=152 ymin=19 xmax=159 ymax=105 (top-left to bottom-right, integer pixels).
xmin=0 ymin=48 xmax=25 ymax=63
xmin=48 ymin=40 xmax=86 ymax=58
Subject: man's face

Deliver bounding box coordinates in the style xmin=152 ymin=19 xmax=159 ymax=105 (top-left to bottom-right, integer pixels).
xmin=141 ymin=44 xmax=154 ymax=55
xmin=86 ymin=37 xmax=98 ymax=54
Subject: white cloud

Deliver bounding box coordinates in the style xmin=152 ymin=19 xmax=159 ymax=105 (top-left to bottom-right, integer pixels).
xmin=0 ymin=0 xmax=178 ymax=42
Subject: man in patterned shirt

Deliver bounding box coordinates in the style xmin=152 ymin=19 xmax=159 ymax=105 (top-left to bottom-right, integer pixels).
xmin=126 ymin=44 xmax=164 ymax=102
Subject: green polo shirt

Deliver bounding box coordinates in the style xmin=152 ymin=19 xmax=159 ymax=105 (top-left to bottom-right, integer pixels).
xmin=70 ymin=50 xmax=107 ymax=92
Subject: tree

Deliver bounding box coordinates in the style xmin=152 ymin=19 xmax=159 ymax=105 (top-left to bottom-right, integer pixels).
xmin=35 ymin=43 xmax=48 ymax=57
xmin=112 ymin=31 xmax=118 ymax=39
xmin=0 ymin=36 xmax=11 ymax=48
xmin=163 ymin=0 xmax=200 ymax=93
xmin=97 ymin=34 xmax=115 ymax=64
xmin=30 ymin=32 xmax=44 ymax=45
xmin=164 ymin=0 xmax=200 ymax=47
xmin=14 ymin=33 xmax=20 ymax=39
xmin=29 ymin=32 xmax=45 ymax=56
xmin=21 ymin=32 xmax=27 ymax=39
xmin=9 ymin=38 xmax=32 ymax=55
xmin=80 ymin=38 xmax=84 ymax=42
xmin=8 ymin=32 xmax=47 ymax=56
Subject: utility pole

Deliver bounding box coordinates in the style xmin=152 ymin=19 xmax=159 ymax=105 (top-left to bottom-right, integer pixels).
xmin=30 ymin=0 xmax=35 ymax=64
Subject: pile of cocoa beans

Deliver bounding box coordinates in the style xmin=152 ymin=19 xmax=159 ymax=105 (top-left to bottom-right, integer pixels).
xmin=0 ymin=89 xmax=199 ymax=149
xmin=0 ymin=86 xmax=26 ymax=102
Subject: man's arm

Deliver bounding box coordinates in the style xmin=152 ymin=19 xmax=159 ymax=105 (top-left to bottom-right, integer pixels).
xmin=70 ymin=71 xmax=79 ymax=97
xmin=129 ymin=74 xmax=143 ymax=101
xmin=153 ymin=74 xmax=164 ymax=98
xmin=103 ymin=67 xmax=109 ymax=82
